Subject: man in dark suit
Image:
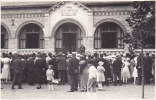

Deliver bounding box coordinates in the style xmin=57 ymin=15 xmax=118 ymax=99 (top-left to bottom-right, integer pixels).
xmin=57 ymin=52 xmax=67 ymax=85
xmin=112 ymin=56 xmax=123 ymax=86
xmin=27 ymin=54 xmax=35 ymax=85
xmin=67 ymin=53 xmax=79 ymax=92
xmin=80 ymin=44 xmax=86 ymax=54
xmin=11 ymin=54 xmax=23 ymax=89
xmin=51 ymin=54 xmax=58 ymax=79
xmin=144 ymin=53 xmax=152 ymax=84
xmin=21 ymin=55 xmax=29 ymax=83
xmin=136 ymin=54 xmax=142 ymax=85
xmin=99 ymin=54 xmax=111 ymax=86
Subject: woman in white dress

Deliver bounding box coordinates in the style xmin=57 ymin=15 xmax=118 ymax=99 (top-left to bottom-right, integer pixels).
xmin=122 ymin=59 xmax=130 ymax=84
xmin=1 ymin=54 xmax=11 ymax=83
xmin=132 ymin=56 xmax=138 ymax=84
xmin=97 ymin=61 xmax=105 ymax=90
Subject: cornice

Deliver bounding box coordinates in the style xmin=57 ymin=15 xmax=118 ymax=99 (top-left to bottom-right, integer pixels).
xmin=93 ymin=10 xmax=134 ymax=16
xmin=1 ymin=13 xmax=45 ymax=19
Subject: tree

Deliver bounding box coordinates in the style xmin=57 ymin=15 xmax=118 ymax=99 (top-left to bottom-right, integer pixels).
xmin=124 ymin=1 xmax=155 ymax=49
xmin=122 ymin=1 xmax=155 ymax=99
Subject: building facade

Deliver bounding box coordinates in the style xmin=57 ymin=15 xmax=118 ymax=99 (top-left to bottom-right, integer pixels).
xmin=1 ymin=1 xmax=155 ymax=54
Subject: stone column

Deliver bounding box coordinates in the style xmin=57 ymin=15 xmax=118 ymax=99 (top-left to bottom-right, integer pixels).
xmin=43 ymin=12 xmax=56 ymax=53
xmin=43 ymin=12 xmax=50 ymax=38
xmin=83 ymin=36 xmax=94 ymax=53
xmin=8 ymin=38 xmax=18 ymax=52
xmin=44 ymin=37 xmax=55 ymax=53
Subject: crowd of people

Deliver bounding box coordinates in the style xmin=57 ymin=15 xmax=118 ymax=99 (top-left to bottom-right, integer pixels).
xmin=0 ymin=51 xmax=155 ymax=92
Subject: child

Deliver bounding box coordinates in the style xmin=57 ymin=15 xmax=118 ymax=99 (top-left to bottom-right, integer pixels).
xmin=97 ymin=61 xmax=105 ymax=91
xmin=46 ymin=65 xmax=54 ymax=91
xmin=87 ymin=60 xmax=98 ymax=92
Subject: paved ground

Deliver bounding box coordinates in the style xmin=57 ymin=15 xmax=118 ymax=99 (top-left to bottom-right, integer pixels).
xmin=1 ymin=82 xmax=155 ymax=100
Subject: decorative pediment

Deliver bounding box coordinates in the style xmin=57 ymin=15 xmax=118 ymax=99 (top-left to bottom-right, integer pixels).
xmin=46 ymin=1 xmax=93 ymax=13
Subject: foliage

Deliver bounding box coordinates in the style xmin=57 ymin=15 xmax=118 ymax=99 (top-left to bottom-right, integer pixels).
xmin=122 ymin=1 xmax=155 ymax=49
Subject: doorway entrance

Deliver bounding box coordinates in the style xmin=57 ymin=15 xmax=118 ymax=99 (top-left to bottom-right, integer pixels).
xmin=55 ymin=23 xmax=83 ymax=54
xmin=63 ymin=33 xmax=76 ymax=53
xmin=26 ymin=34 xmax=39 ymax=48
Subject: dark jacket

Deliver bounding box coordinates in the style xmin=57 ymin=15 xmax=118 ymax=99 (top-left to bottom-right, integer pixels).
xmin=21 ymin=59 xmax=29 ymax=70
xmin=28 ymin=57 xmax=34 ymax=71
xmin=68 ymin=57 xmax=79 ymax=75
xmin=112 ymin=58 xmax=123 ymax=72
xmin=34 ymin=58 xmax=46 ymax=70
xmin=57 ymin=57 xmax=67 ymax=71
xmin=101 ymin=58 xmax=111 ymax=78
xmin=144 ymin=56 xmax=152 ymax=71
xmin=80 ymin=46 xmax=86 ymax=53
xmin=136 ymin=55 xmax=146 ymax=69
xmin=136 ymin=56 xmax=141 ymax=69
xmin=12 ymin=58 xmax=23 ymax=73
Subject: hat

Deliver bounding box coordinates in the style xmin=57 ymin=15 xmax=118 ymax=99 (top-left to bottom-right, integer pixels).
xmin=79 ymin=60 xmax=86 ymax=65
xmin=57 ymin=52 xmax=64 ymax=56
xmin=53 ymin=54 xmax=57 ymax=57
xmin=98 ymin=61 xmax=104 ymax=66
xmin=67 ymin=54 xmax=72 ymax=58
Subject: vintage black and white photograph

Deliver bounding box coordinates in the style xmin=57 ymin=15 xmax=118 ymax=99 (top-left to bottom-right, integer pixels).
xmin=0 ymin=0 xmax=155 ymax=99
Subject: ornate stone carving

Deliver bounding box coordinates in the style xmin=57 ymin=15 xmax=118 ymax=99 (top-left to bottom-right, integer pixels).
xmin=60 ymin=6 xmax=78 ymax=16
xmin=46 ymin=1 xmax=92 ymax=13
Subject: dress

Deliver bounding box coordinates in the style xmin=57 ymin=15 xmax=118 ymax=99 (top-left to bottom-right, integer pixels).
xmin=122 ymin=61 xmax=130 ymax=78
xmin=132 ymin=66 xmax=138 ymax=77
xmin=1 ymin=57 xmax=11 ymax=80
xmin=34 ymin=58 xmax=46 ymax=85
xmin=132 ymin=57 xmax=138 ymax=77
xmin=79 ymin=60 xmax=89 ymax=90
xmin=46 ymin=69 xmax=54 ymax=82
xmin=97 ymin=65 xmax=105 ymax=82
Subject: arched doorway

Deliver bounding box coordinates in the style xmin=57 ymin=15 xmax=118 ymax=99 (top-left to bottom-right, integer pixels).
xmin=94 ymin=22 xmax=124 ymax=49
xmin=55 ymin=23 xmax=83 ymax=54
xmin=1 ymin=26 xmax=8 ymax=49
xmin=18 ymin=23 xmax=44 ymax=49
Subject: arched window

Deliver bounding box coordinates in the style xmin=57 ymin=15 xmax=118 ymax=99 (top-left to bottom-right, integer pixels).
xmin=94 ymin=22 xmax=124 ymax=49
xmin=1 ymin=26 xmax=8 ymax=49
xmin=19 ymin=23 xmax=44 ymax=49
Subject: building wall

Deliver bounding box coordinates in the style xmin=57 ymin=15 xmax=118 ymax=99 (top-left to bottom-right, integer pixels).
xmin=1 ymin=2 xmax=135 ymax=54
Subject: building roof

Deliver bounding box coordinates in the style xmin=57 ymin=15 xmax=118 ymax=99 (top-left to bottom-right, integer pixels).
xmin=1 ymin=1 xmax=131 ymax=8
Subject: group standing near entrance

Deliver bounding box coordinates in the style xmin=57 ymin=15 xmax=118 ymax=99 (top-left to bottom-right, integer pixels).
xmin=1 ymin=49 xmax=155 ymax=93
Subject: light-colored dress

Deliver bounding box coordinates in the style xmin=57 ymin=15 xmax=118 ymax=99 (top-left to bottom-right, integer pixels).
xmin=46 ymin=69 xmax=54 ymax=82
xmin=79 ymin=60 xmax=89 ymax=89
xmin=1 ymin=57 xmax=11 ymax=80
xmin=132 ymin=66 xmax=138 ymax=77
xmin=97 ymin=66 xmax=105 ymax=82
xmin=129 ymin=59 xmax=135 ymax=77
xmin=122 ymin=61 xmax=130 ymax=78
xmin=132 ymin=57 xmax=138 ymax=77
